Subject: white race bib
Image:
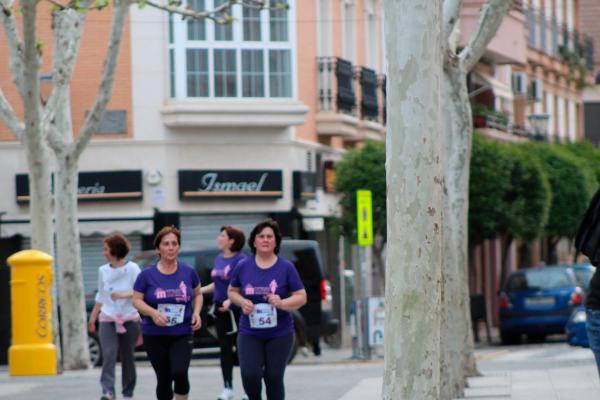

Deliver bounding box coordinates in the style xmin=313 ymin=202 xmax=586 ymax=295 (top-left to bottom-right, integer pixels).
xmin=157 ymin=303 xmax=185 ymax=326
xmin=249 ymin=303 xmax=277 ymax=329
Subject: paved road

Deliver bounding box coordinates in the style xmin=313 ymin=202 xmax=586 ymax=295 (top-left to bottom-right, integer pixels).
xmin=0 ymin=350 xmax=384 ymax=400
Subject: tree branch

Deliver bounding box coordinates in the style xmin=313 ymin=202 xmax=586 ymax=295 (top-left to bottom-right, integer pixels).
xmin=21 ymin=0 xmax=43 ymax=145
xmin=459 ymin=0 xmax=512 ymax=72
xmin=74 ymin=0 xmax=131 ymax=158
xmin=443 ymin=0 xmax=464 ymax=46
xmin=0 ymin=90 xmax=24 ymax=138
xmin=0 ymin=0 xmax=25 ymax=95
xmin=42 ymin=9 xmax=86 ymax=142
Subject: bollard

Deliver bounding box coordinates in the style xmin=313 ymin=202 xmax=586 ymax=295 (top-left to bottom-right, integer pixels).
xmin=7 ymin=250 xmax=57 ymax=376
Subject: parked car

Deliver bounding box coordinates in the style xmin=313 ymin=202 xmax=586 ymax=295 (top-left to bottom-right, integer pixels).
xmin=565 ymin=263 xmax=595 ymax=348
xmin=87 ymin=239 xmax=339 ymax=366
xmin=498 ymin=265 xmax=584 ymax=345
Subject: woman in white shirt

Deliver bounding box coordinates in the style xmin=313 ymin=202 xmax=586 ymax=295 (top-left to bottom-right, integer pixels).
xmin=88 ymin=233 xmax=141 ymax=400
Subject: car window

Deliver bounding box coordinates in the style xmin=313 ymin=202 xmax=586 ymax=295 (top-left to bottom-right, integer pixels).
xmin=279 ymin=245 xmax=321 ymax=284
xmin=521 ymin=269 xmax=572 ymax=290
xmin=194 ymin=250 xmax=220 ymax=284
xmin=573 ymin=268 xmax=594 ymax=291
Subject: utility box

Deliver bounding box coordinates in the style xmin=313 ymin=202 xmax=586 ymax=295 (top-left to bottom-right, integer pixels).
xmin=7 ymin=250 xmax=57 ymax=376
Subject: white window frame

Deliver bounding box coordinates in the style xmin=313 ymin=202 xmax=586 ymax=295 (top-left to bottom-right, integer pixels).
xmin=168 ymin=0 xmax=297 ymax=100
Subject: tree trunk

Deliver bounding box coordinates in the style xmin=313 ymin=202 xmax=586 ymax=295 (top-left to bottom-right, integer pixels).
xmin=439 ymin=64 xmax=477 ymax=399
xmin=372 ymin=242 xmax=386 ymax=295
xmin=55 ymin=153 xmax=89 ymax=369
xmin=383 ymin=1 xmax=444 ymax=398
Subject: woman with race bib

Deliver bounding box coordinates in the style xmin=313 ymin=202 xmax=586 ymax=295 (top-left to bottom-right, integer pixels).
xmin=132 ymin=226 xmax=202 ymax=400
xmin=228 ymin=219 xmax=307 ymax=400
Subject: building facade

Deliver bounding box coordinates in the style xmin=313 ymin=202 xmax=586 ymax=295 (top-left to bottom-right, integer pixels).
xmin=0 ymin=0 xmax=386 ymax=326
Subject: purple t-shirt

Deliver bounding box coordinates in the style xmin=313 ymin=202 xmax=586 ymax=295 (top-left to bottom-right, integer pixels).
xmin=211 ymin=252 xmax=246 ymax=305
xmin=229 ymin=256 xmax=304 ymax=338
xmin=133 ymin=262 xmax=200 ymax=336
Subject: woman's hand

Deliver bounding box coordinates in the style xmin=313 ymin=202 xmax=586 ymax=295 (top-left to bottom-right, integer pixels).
xmin=218 ymin=299 xmax=231 ymax=312
xmin=267 ymin=294 xmax=283 ymax=309
xmin=88 ymin=319 xmax=96 ymax=334
xmin=241 ymin=299 xmax=255 ymax=315
xmin=151 ymin=310 xmax=168 ymax=327
xmin=191 ymin=312 xmax=202 ymax=331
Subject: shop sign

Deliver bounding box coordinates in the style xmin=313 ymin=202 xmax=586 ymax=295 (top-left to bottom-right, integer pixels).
xmin=293 ymin=171 xmax=316 ymax=200
xmin=179 ymin=170 xmax=283 ymax=199
xmin=16 ymin=170 xmax=143 ymax=203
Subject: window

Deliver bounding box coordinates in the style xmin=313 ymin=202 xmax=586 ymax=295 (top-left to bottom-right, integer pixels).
xmin=242 ymin=50 xmax=264 ymax=97
xmin=269 ymin=50 xmax=291 ymax=97
xmin=170 ymin=1 xmax=295 ymax=99
xmin=186 ymin=49 xmax=209 ymax=97
xmin=214 ymin=0 xmax=233 ymax=41
xmin=270 ymin=0 xmax=288 ymax=41
xmin=188 ymin=0 xmax=206 ymax=40
xmin=214 ymin=49 xmax=236 ymax=97
xmin=243 ymin=7 xmax=261 ymax=41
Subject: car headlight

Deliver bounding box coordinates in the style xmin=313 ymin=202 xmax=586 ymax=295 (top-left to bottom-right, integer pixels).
xmin=572 ymin=311 xmax=587 ymax=323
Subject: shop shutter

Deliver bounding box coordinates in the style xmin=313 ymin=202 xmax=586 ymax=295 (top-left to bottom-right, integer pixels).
xmin=179 ymin=214 xmax=267 ymax=251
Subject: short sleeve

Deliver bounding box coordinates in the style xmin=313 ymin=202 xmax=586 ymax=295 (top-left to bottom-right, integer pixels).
xmin=133 ymin=269 xmax=148 ymax=293
xmin=94 ymin=267 xmax=104 ymax=303
xmin=229 ymin=259 xmax=244 ymax=288
xmin=286 ymin=260 xmax=304 ymax=292
xmin=191 ymin=266 xmax=201 ymax=289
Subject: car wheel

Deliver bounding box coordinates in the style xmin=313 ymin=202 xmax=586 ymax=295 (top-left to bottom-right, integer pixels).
xmin=500 ymin=331 xmax=520 ymax=345
xmin=88 ymin=334 xmax=102 ymax=367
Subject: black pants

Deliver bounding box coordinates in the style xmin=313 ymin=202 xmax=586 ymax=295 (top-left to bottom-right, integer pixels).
xmin=237 ymin=333 xmax=294 ymax=400
xmin=215 ymin=309 xmax=239 ymax=388
xmin=143 ymin=334 xmax=193 ymax=400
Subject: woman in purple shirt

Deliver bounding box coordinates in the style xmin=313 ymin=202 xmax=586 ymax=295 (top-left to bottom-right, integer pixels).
xmin=228 ymin=219 xmax=307 ymax=400
xmin=132 ymin=226 xmax=202 ymax=400
xmin=201 ymin=225 xmax=247 ymax=400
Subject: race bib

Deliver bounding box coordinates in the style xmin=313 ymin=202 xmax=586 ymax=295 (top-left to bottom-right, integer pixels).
xmin=249 ymin=303 xmax=277 ymax=329
xmin=157 ymin=303 xmax=185 ymax=326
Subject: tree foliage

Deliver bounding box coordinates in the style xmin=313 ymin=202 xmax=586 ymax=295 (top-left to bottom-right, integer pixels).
xmin=333 ymin=141 xmax=386 ymax=243
xmin=468 ymin=134 xmax=513 ymax=242
xmin=524 ymin=142 xmax=596 ymax=240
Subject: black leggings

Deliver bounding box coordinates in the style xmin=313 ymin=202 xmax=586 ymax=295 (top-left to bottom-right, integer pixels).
xmin=143 ymin=334 xmax=193 ymax=400
xmin=215 ymin=309 xmax=239 ymax=388
xmin=237 ymin=333 xmax=294 ymax=400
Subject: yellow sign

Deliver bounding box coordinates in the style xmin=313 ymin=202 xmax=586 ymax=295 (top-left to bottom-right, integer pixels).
xmin=7 ymin=250 xmax=57 ymax=376
xmin=356 ymin=190 xmax=374 ymax=246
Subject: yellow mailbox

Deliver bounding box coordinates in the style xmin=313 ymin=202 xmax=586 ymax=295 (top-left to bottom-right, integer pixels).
xmin=7 ymin=250 xmax=57 ymax=376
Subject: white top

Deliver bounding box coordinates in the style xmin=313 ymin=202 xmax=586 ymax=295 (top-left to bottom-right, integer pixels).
xmin=95 ymin=261 xmax=141 ymax=318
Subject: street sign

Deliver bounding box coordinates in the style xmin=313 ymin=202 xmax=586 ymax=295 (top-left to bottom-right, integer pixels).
xmin=367 ymin=297 xmax=385 ymax=346
xmin=356 ymin=190 xmax=373 ymax=246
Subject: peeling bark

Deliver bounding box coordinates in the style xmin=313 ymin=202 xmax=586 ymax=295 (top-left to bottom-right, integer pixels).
xmin=383 ymin=1 xmax=444 ymax=398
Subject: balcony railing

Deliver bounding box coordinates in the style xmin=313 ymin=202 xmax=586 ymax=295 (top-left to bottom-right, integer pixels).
xmin=317 ymin=57 xmax=386 ymax=127
xmin=525 ymin=7 xmax=594 ymax=72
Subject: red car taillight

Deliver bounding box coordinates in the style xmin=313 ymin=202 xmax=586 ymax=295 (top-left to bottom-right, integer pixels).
xmin=320 ymin=279 xmax=329 ymax=301
xmin=499 ymin=293 xmax=512 ymax=309
xmin=570 ymin=287 xmax=583 ymax=306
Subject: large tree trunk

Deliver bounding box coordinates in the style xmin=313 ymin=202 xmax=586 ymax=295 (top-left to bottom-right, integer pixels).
xmin=439 ymin=65 xmax=478 ymax=399
xmin=383 ymin=1 xmax=444 ymax=398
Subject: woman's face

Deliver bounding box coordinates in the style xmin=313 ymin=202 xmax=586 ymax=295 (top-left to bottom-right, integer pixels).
xmin=217 ymin=230 xmax=234 ymax=251
xmin=158 ymin=233 xmax=180 ymax=262
xmin=102 ymin=242 xmax=117 ymax=264
xmin=254 ymin=227 xmax=276 ymax=255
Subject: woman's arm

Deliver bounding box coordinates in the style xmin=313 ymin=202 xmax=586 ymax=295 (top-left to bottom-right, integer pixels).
xmin=228 ymin=285 xmax=254 ymax=315
xmin=267 ymin=289 xmax=307 ymax=312
xmin=88 ymin=302 xmax=102 ymax=334
xmin=191 ymin=285 xmax=203 ymax=331
xmin=200 ymin=282 xmax=215 ymax=295
xmin=132 ymin=291 xmax=167 ymax=326
xmin=111 ymin=290 xmax=134 ymax=300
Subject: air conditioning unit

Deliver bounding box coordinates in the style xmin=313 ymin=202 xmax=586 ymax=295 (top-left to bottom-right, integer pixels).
xmin=529 ymin=78 xmax=543 ymax=101
xmin=511 ymin=72 xmax=528 ymax=96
